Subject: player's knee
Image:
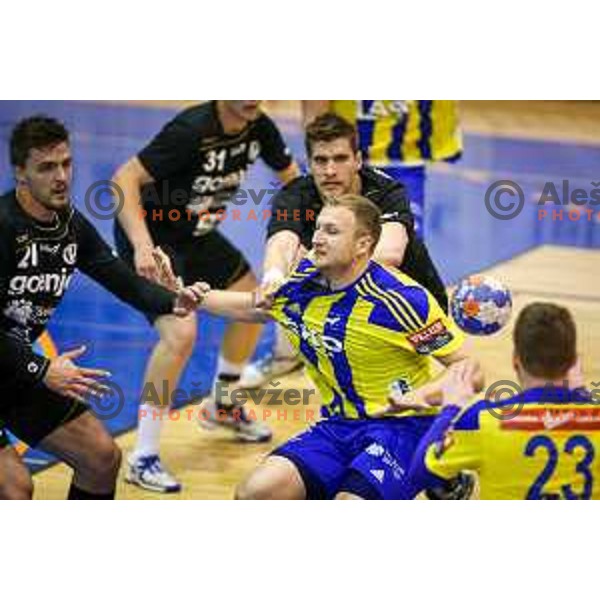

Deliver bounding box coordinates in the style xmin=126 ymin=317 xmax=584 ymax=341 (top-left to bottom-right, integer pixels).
xmin=159 ymin=317 xmax=197 ymax=360
xmin=236 ymin=461 xmax=302 ymax=500
xmin=335 ymin=491 xmax=363 ymax=500
xmin=235 ymin=472 xmax=277 ymax=500
xmin=0 ymin=472 xmax=34 ymax=500
xmin=81 ymin=436 xmax=122 ymax=481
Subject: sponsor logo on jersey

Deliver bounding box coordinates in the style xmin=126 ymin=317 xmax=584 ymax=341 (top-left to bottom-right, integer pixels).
xmin=407 ymin=319 xmax=453 ymax=355
xmin=366 ymin=443 xmax=385 ymax=457
xmin=62 ymin=243 xmax=78 ymax=265
xmin=500 ymin=407 xmax=600 ymax=431
xmin=281 ymin=317 xmax=343 ymax=355
xmin=8 ymin=268 xmax=73 ymax=298
xmin=191 ymin=169 xmax=245 ymax=195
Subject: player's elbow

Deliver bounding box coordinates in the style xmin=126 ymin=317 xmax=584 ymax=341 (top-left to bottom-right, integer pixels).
xmin=373 ymin=236 xmax=407 ymax=267
xmin=112 ymin=157 xmax=151 ymax=193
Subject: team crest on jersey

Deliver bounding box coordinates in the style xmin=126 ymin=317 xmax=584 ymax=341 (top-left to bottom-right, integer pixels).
xmin=389 ymin=377 xmax=412 ymax=398
xmin=62 ymin=243 xmax=78 ymax=265
xmin=407 ymin=319 xmax=454 ymax=355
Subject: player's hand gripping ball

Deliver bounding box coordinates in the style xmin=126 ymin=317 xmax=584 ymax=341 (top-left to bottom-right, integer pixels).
xmin=451 ymin=275 xmax=512 ymax=336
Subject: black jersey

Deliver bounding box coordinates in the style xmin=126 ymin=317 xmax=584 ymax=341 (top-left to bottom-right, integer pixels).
xmin=0 ymin=191 xmax=177 ymax=389
xmin=266 ymin=167 xmax=448 ymax=310
xmin=131 ymin=101 xmax=293 ymax=242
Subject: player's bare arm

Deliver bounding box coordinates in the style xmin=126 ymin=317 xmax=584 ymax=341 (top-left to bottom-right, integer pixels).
xmin=262 ymin=230 xmax=302 ymax=284
xmin=201 ymin=289 xmax=273 ymax=323
xmin=112 ymin=156 xmax=159 ymax=281
xmin=373 ymin=222 xmax=409 ymax=266
xmin=382 ymin=348 xmax=484 ymax=415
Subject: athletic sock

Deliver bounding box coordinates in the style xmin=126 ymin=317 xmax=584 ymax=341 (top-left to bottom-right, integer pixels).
xmin=68 ymin=483 xmax=115 ymax=500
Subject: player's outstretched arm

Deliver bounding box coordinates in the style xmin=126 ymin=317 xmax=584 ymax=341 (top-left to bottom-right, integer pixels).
xmin=392 ymin=351 xmax=483 ymax=411
xmin=75 ymin=213 xmax=206 ymax=318
xmin=201 ymin=290 xmax=272 ymax=323
xmin=408 ymin=370 xmax=481 ymax=490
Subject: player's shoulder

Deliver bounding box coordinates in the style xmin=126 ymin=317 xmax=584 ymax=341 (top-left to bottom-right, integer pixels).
xmin=253 ymin=110 xmax=278 ymax=129
xmin=0 ymin=190 xmax=20 ymax=234
xmin=170 ymin=101 xmax=220 ymax=136
xmin=276 ymin=174 xmax=317 ymax=199
xmin=361 ymin=167 xmax=405 ymax=202
xmin=0 ymin=189 xmax=15 ymax=217
xmin=290 ymin=256 xmax=318 ymax=277
xmin=363 ymin=261 xmax=431 ymax=322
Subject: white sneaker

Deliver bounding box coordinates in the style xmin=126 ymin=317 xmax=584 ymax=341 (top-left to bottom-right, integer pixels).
xmin=125 ymin=454 xmax=182 ymax=494
xmin=197 ymin=394 xmax=273 ymax=443
xmin=238 ymin=354 xmax=303 ymax=389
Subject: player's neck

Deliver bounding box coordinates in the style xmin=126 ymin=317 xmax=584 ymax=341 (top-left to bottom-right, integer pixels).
xmin=322 ymin=258 xmax=370 ymax=290
xmin=216 ymin=101 xmax=248 ymax=134
xmin=15 ymin=185 xmax=56 ymax=223
xmin=520 ymin=374 xmax=571 ymax=390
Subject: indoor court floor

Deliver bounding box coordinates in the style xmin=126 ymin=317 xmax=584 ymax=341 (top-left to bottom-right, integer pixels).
xmin=0 ymin=100 xmax=598 ymax=499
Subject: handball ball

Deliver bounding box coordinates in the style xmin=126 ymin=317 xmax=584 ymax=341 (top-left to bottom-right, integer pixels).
xmin=451 ymin=275 xmax=512 ymax=336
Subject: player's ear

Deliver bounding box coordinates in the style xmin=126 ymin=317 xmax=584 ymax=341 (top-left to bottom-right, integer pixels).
xmin=356 ymin=232 xmax=372 ymax=256
xmin=14 ymin=165 xmax=26 ymax=185
xmin=513 ymin=353 xmax=522 ymax=377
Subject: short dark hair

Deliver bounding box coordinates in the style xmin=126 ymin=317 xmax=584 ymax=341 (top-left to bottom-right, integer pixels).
xmin=514 ymin=302 xmax=577 ymax=380
xmin=305 ymin=113 xmax=358 ymax=157
xmin=324 ymin=194 xmax=382 ymax=252
xmin=10 ymin=115 xmax=69 ymax=167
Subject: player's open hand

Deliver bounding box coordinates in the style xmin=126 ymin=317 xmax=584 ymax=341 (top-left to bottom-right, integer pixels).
xmin=44 ymin=345 xmax=112 ymax=402
xmin=173 ymin=282 xmax=211 ymax=316
xmin=439 ymin=368 xmax=475 ymax=408
xmin=152 ymin=246 xmax=180 ymax=292
xmin=372 ymin=389 xmax=430 ymax=418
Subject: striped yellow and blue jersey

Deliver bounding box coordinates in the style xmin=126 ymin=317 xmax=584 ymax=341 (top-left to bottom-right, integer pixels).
xmin=331 ymin=100 xmax=462 ymax=167
xmin=410 ymin=387 xmax=600 ymax=499
xmin=269 ymin=258 xmax=465 ymax=420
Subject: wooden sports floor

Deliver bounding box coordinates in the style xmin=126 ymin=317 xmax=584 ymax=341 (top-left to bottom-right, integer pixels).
xmin=24 ymin=101 xmax=600 ymax=499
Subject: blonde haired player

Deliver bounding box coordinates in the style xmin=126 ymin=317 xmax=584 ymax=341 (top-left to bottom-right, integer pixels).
xmin=198 ymin=195 xmax=483 ymax=500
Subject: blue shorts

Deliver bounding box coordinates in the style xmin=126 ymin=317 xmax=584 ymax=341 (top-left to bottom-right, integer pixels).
xmin=272 ymin=416 xmax=438 ymax=500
